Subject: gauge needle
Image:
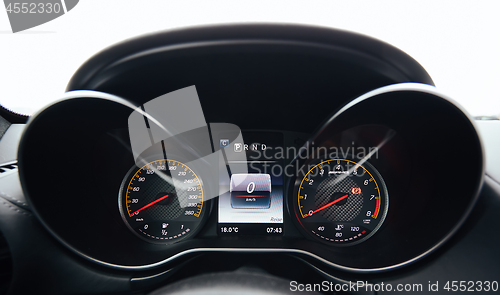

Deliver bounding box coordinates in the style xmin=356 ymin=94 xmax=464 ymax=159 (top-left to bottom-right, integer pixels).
xmin=129 ymin=194 xmax=169 ymax=217
xmin=304 ymin=194 xmax=348 ymax=218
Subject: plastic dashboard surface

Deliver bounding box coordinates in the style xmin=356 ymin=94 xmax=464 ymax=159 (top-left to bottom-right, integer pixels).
xmin=0 ymin=24 xmax=496 ymax=295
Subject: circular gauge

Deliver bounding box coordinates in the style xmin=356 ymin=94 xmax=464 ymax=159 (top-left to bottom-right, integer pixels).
xmin=119 ymin=159 xmax=206 ymax=243
xmin=293 ymin=158 xmax=388 ymax=245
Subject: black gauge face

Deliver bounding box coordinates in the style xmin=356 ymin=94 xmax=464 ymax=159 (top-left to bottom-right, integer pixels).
xmin=294 ymin=158 xmax=388 ymax=245
xmin=119 ymin=159 xmax=206 ymax=244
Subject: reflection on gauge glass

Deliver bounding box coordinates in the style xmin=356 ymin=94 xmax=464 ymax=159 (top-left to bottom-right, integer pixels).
xmin=294 ymin=158 xmax=388 ymax=245
xmin=119 ymin=159 xmax=206 ymax=244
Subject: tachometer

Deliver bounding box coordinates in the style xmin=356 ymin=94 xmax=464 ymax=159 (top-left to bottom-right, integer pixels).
xmin=293 ymin=158 xmax=388 ymax=245
xmin=119 ymin=159 xmax=206 ymax=243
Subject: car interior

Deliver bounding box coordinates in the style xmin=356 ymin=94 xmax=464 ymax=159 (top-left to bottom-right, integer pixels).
xmin=0 ymin=24 xmax=499 ymax=294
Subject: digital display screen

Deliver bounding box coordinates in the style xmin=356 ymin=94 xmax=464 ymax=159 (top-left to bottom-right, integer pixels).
xmin=218 ymin=132 xmax=284 ymax=235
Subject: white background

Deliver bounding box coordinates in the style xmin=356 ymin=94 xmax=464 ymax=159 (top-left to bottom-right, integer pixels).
xmin=1 ymin=0 xmax=499 ymax=116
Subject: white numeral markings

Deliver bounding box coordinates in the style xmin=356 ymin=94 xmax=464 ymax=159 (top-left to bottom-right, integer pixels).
xmin=6 ymin=2 xmax=61 ymax=14
xmin=247 ymin=182 xmax=255 ymax=194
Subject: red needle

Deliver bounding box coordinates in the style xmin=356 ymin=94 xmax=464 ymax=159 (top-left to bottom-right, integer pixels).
xmin=304 ymin=194 xmax=348 ymax=218
xmin=129 ymin=194 xmax=169 ymax=217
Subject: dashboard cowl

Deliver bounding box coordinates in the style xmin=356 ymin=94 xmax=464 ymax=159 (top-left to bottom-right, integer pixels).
xmin=16 ymin=25 xmax=482 ymax=273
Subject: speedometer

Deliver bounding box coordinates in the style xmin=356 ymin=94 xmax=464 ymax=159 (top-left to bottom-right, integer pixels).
xmin=119 ymin=159 xmax=207 ymax=244
xmin=293 ymin=158 xmax=388 ymax=245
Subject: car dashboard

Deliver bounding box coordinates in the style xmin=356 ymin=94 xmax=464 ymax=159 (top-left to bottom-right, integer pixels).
xmin=0 ymin=24 xmax=499 ymax=295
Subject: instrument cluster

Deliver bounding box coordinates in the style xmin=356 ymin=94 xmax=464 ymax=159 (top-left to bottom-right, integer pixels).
xmin=17 ymin=83 xmax=483 ymax=273
xmin=15 ymin=24 xmax=484 ymax=275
